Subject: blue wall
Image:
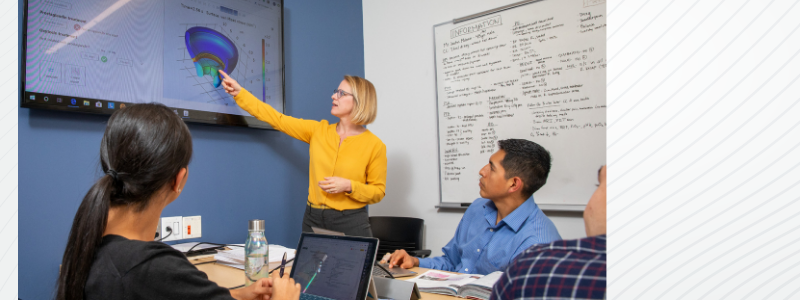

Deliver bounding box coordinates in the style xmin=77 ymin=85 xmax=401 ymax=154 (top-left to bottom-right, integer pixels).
xmin=18 ymin=1 xmax=365 ymax=299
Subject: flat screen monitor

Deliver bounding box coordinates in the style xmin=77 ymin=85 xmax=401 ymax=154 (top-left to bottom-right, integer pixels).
xmin=21 ymin=0 xmax=284 ymax=129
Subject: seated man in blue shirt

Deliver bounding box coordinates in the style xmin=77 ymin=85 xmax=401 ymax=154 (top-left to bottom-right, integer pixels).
xmin=387 ymin=139 xmax=561 ymax=275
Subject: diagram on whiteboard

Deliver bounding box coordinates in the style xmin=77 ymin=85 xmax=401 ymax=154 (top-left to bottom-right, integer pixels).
xmin=163 ymin=0 xmax=282 ymax=115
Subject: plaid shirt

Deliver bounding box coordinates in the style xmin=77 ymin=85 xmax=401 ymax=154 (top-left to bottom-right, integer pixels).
xmin=491 ymin=235 xmax=607 ymax=300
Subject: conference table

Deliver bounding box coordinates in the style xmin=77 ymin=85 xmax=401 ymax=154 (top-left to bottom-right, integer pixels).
xmin=196 ymin=261 xmax=459 ymax=300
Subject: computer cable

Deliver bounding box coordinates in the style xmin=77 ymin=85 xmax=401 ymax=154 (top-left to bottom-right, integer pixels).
xmin=155 ymin=227 xmax=172 ymax=242
xmin=184 ymin=242 xmax=243 ymax=254
xmin=180 ymin=242 xmax=245 ymax=258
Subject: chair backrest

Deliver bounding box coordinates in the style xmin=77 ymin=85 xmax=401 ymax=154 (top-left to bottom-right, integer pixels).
xmin=369 ymin=216 xmax=424 ymax=258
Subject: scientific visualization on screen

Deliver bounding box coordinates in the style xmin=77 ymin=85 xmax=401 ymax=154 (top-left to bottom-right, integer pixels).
xmin=22 ymin=0 xmax=284 ymax=129
xmin=293 ymin=237 xmax=370 ymax=300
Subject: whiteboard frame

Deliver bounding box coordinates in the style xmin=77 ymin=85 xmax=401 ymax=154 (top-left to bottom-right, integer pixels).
xmin=453 ymin=0 xmax=544 ymax=24
xmin=433 ymin=0 xmax=595 ymax=212
xmin=436 ymin=202 xmax=587 ymax=212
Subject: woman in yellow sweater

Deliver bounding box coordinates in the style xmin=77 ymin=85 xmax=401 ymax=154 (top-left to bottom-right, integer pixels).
xmin=219 ymin=70 xmax=386 ymax=237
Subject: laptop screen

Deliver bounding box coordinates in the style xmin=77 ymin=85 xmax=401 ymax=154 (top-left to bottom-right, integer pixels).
xmin=290 ymin=233 xmax=379 ymax=300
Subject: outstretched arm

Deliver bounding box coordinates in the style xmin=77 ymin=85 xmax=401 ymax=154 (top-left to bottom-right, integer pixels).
xmin=219 ymin=70 xmax=318 ymax=143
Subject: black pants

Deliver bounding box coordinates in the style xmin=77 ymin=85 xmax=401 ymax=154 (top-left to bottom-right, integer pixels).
xmin=302 ymin=205 xmax=373 ymax=237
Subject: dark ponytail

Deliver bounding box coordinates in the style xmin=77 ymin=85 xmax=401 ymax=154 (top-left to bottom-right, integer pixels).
xmin=55 ymin=103 xmax=193 ymax=300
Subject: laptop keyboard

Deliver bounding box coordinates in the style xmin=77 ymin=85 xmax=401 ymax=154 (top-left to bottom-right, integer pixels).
xmin=372 ymin=266 xmax=392 ymax=277
xmin=300 ymin=293 xmax=336 ymax=300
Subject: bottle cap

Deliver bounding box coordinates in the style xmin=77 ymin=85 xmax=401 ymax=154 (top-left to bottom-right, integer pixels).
xmin=249 ymin=219 xmax=265 ymax=231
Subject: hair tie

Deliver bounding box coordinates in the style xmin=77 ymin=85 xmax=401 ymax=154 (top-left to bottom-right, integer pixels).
xmin=107 ymin=169 xmax=119 ymax=181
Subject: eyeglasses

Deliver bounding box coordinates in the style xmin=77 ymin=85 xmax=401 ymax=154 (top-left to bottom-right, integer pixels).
xmin=332 ymin=89 xmax=354 ymax=99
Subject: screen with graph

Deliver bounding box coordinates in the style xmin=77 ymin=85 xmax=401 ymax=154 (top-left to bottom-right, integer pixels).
xmin=290 ymin=235 xmax=378 ymax=300
xmin=21 ymin=0 xmax=284 ymax=129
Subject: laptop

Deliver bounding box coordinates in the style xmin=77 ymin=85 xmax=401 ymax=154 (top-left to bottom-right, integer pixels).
xmin=290 ymin=233 xmax=379 ymax=300
xmin=309 ymin=227 xmax=417 ymax=278
xmin=373 ymin=262 xmax=418 ymax=278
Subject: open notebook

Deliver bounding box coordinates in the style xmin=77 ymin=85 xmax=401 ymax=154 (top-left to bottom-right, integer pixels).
xmin=408 ymin=270 xmax=504 ymax=300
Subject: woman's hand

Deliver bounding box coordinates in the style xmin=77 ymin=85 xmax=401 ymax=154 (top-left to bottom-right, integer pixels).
xmin=219 ymin=70 xmax=242 ymax=97
xmin=318 ymin=177 xmax=352 ymax=194
xmin=271 ymin=270 xmax=302 ymax=300
xmin=230 ymin=277 xmax=272 ymax=300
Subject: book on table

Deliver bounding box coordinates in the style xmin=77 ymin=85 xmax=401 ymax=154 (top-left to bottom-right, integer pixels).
xmin=407 ymin=270 xmax=504 ymax=300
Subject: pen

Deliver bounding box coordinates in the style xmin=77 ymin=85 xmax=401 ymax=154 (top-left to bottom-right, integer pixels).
xmin=280 ymin=252 xmax=287 ymax=277
xmin=269 ymin=258 xmax=294 ymax=274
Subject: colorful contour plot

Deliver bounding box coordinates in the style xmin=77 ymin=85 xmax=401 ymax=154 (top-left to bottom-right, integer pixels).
xmin=185 ymin=27 xmax=239 ymax=88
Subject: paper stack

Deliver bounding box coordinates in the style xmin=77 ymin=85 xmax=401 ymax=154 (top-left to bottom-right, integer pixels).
xmin=215 ymin=244 xmax=295 ymax=270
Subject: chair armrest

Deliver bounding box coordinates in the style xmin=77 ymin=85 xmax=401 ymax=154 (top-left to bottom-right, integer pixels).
xmin=409 ymin=250 xmax=432 ymax=258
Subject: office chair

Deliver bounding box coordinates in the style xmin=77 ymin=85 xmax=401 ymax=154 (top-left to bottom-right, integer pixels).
xmin=369 ymin=216 xmax=432 ymax=258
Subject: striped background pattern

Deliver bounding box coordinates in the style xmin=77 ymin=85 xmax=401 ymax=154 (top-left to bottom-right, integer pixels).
xmin=1 ymin=0 xmax=19 ymax=297
xmin=608 ymin=0 xmax=800 ymax=298
xmin=3 ymin=0 xmax=800 ymax=298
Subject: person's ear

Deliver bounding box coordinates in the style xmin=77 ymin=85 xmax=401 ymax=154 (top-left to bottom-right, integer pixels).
xmin=508 ymin=177 xmax=524 ymax=194
xmin=172 ymin=167 xmax=188 ymax=193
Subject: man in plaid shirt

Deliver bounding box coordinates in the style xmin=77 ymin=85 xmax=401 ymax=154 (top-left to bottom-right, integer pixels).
xmin=491 ymin=166 xmax=607 ymax=300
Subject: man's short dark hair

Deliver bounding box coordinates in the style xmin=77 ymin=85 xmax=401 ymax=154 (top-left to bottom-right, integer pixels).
xmin=497 ymin=139 xmax=552 ymax=199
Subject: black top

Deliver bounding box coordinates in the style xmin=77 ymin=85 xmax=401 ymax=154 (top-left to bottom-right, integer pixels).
xmin=84 ymin=235 xmax=235 ymax=300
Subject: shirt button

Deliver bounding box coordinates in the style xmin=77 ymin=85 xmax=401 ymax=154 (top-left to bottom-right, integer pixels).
xmin=477 ymin=249 xmax=481 ymax=252
xmin=489 ymin=229 xmax=493 ymax=232
xmin=465 ymin=268 xmax=469 ymax=272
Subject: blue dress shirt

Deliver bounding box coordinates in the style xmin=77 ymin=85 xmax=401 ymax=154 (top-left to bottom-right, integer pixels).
xmin=418 ymin=197 xmax=561 ymax=275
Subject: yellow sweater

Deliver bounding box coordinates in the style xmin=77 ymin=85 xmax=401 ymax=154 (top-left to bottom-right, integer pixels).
xmin=234 ymin=89 xmax=387 ymax=210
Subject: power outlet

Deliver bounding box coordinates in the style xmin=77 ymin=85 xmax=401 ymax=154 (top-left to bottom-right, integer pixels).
xmin=160 ymin=216 xmax=183 ymax=242
xmin=154 ymin=222 xmax=162 ymax=241
xmin=182 ymin=216 xmax=202 ymax=239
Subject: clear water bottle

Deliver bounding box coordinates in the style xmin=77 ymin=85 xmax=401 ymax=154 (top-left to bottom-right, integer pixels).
xmin=245 ymin=219 xmax=268 ymax=286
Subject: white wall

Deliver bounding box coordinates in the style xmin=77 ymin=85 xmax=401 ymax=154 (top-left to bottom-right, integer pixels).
xmin=363 ymin=0 xmax=588 ymax=256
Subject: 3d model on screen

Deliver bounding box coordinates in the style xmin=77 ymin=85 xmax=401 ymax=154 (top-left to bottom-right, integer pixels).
xmin=185 ymin=27 xmax=239 ymax=88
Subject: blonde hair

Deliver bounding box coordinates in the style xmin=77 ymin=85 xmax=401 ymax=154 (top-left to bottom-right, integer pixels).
xmin=344 ymin=75 xmax=377 ymax=125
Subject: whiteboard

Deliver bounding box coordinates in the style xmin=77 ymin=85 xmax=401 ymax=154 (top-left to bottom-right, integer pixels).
xmin=434 ymin=0 xmax=606 ymax=211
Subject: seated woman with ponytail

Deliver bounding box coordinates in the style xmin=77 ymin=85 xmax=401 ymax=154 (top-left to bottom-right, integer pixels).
xmin=55 ymin=103 xmax=301 ymax=300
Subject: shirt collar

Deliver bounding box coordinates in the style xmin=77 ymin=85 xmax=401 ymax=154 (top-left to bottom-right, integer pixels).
xmin=483 ymin=195 xmax=538 ymax=233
